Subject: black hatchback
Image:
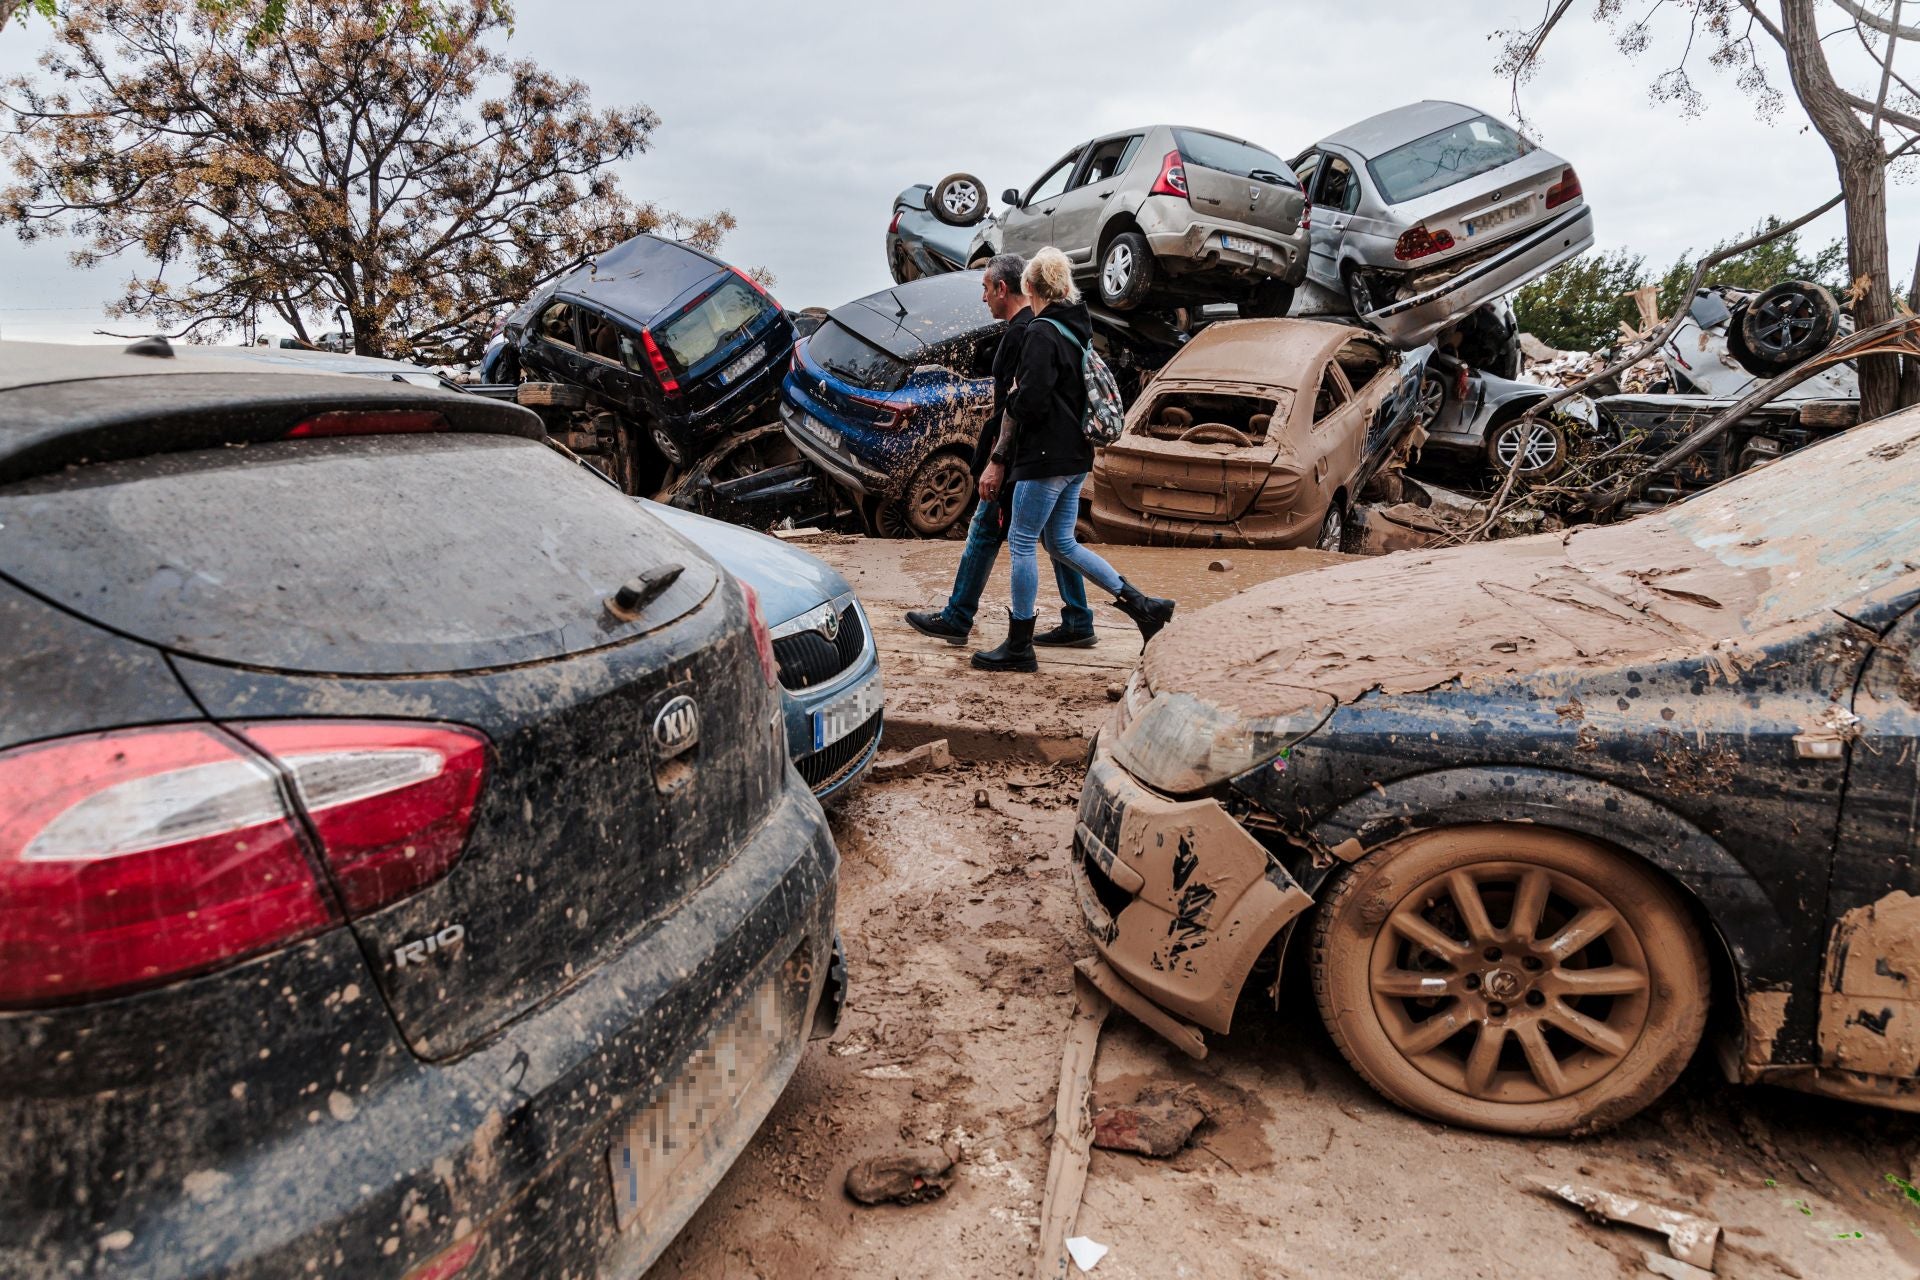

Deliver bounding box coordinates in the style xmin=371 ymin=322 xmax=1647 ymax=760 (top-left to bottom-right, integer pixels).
xmin=507 ymin=234 xmax=796 ymax=485
xmin=0 ymin=341 xmax=843 ymax=1278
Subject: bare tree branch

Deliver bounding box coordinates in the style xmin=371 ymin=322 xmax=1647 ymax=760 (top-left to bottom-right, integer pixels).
xmin=1834 ymin=0 xmax=1920 ymax=40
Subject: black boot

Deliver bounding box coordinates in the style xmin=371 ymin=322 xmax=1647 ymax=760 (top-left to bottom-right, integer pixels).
xmin=906 ymin=608 xmax=970 ymax=645
xmin=971 ymin=612 xmax=1038 ymax=673
xmin=1033 ymin=618 xmax=1098 ymax=648
xmin=1111 ymin=580 xmax=1176 ymax=644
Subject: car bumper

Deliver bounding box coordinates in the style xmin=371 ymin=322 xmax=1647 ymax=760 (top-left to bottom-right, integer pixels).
xmin=1139 ymin=208 xmax=1309 ymax=286
xmin=782 ymin=641 xmax=885 ymax=799
xmin=1070 ymin=733 xmax=1311 ymax=1035
xmin=1085 ymin=479 xmax=1319 ymax=550
xmin=1368 ymin=205 xmax=1595 ymax=346
xmin=15 ymin=777 xmax=841 ymax=1280
xmin=780 ymin=400 xmax=891 ymax=497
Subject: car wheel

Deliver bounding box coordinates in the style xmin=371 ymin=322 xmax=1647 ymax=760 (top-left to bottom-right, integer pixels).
xmin=1343 ymin=263 xmax=1380 ymax=319
xmin=1485 ymin=414 xmax=1565 ymax=480
xmin=1098 ymin=232 xmax=1155 ymax=311
xmin=650 ymin=420 xmax=688 ymax=468
xmin=1736 ymin=279 xmax=1840 ymax=374
xmin=1243 ymin=279 xmax=1296 ymax=319
xmin=931 ymin=173 xmax=988 ymax=228
xmin=1315 ymin=502 xmax=1352 ymax=553
xmin=1414 ymin=372 xmax=1446 ymax=428
xmin=899 ymin=450 xmax=974 ymax=538
xmin=1310 ymin=825 xmax=1708 ymax=1135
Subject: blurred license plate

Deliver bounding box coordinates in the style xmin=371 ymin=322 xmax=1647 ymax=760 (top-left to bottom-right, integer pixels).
xmin=718 ymin=343 xmax=765 ymax=385
xmin=1465 ymin=201 xmax=1527 ymax=237
xmin=609 ymin=978 xmax=786 ymax=1233
xmin=812 ymin=675 xmax=881 ymax=751
xmin=1220 ymin=234 xmax=1257 ymax=255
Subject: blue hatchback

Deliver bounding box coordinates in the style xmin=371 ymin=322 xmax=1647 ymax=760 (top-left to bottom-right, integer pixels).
xmin=780 ymin=271 xmax=1003 ymax=538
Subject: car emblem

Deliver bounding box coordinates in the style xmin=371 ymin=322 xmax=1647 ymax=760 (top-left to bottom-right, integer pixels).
xmin=819 ymin=606 xmax=841 ymax=642
xmin=1489 ymin=190 xmax=1504 ymax=202
xmin=653 ymin=695 xmax=700 ymax=758
xmin=1248 ymin=186 xmax=1260 ymax=204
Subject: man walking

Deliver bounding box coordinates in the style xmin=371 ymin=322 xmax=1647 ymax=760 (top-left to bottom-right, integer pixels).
xmin=904 ymin=254 xmax=1095 ymax=647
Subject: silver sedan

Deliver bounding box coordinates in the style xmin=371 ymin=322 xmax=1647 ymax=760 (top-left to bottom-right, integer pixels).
xmin=1292 ymin=101 xmax=1594 ymax=346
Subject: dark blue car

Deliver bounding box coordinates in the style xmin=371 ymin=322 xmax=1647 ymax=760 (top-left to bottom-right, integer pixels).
xmin=779 ymin=271 xmax=1002 ymax=538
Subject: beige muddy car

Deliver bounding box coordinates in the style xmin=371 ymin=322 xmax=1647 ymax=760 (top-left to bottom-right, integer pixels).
xmin=1085 ymin=319 xmax=1427 ymax=551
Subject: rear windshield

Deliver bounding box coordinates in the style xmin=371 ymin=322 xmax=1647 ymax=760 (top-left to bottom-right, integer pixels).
xmin=0 ymin=434 xmax=716 ymax=675
xmin=1366 ymin=114 xmax=1534 ymax=205
xmin=808 ymin=320 xmax=911 ymax=392
xmin=1173 ymin=129 xmax=1294 ymax=184
xmin=657 ymin=275 xmax=771 ymax=372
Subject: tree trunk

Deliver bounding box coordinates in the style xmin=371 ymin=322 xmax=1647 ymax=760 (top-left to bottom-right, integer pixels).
xmin=1779 ymin=0 xmax=1903 ymax=418
xmin=1904 ymin=239 xmax=1920 ymax=408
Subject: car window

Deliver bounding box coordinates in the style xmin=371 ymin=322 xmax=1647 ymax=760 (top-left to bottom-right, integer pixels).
xmin=1026 ymin=152 xmax=1082 ymax=206
xmin=1334 ymin=339 xmax=1392 ymax=390
xmin=1172 ymin=129 xmax=1293 ymax=184
xmin=808 ymin=319 xmax=911 ymax=392
xmin=1313 ymin=366 xmax=1351 ymax=424
xmin=1366 ymin=114 xmax=1535 ymax=206
xmin=1292 ymin=152 xmax=1321 ymax=193
xmin=536 ymin=300 xmax=576 ymax=348
xmin=576 ymin=307 xmax=624 ymax=364
xmin=656 ymin=275 xmax=770 ymax=372
xmin=1319 ymin=156 xmax=1362 ymax=214
xmin=1073 ymin=135 xmax=1144 ymax=189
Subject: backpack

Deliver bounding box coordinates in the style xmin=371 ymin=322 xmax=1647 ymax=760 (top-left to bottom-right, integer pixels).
xmin=1040 ymin=317 xmax=1126 ymax=447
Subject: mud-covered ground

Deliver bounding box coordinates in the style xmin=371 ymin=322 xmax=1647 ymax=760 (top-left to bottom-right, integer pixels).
xmin=658 ymin=542 xmax=1920 ymax=1280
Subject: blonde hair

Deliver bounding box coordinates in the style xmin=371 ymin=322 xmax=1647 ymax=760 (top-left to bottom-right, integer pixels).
xmin=1022 ymin=247 xmax=1079 ymax=303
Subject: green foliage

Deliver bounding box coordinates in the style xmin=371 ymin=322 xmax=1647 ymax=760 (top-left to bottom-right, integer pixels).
xmin=1511 ymin=248 xmax=1648 ymax=352
xmin=1655 ymin=216 xmax=1847 ymax=316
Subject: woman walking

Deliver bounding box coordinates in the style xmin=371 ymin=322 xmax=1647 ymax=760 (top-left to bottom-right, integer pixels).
xmin=973 ymin=248 xmax=1176 ymax=673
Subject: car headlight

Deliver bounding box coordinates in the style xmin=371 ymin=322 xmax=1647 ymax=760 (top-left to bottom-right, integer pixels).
xmin=1109 ymin=688 xmax=1335 ymax=796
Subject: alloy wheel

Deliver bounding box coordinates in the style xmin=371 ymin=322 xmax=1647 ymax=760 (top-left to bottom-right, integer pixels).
xmin=1749 ymin=292 xmax=1817 ymax=359
xmin=1414 ymin=373 xmax=1445 ymax=428
xmin=1103 ymin=242 xmax=1134 ymax=297
xmin=1493 ymin=421 xmax=1559 ymax=473
xmin=1316 ymin=504 xmax=1345 ymax=552
xmin=941 ymin=181 xmax=980 ymax=221
xmin=907 ymin=454 xmax=974 ymax=536
xmin=650 ymin=422 xmax=686 ymax=467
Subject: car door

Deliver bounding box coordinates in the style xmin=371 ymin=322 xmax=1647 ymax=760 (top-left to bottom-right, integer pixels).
xmin=1000 ymin=148 xmax=1083 ymax=258
xmin=1051 ymin=133 xmax=1143 ymax=267
xmin=1824 ymin=597 xmax=1920 ymax=1081
xmin=527 ymin=296 xmax=586 ymax=385
xmin=572 ymin=304 xmax=641 ymax=410
xmin=1303 ymin=361 xmax=1357 ymax=517
xmin=1306 ymin=151 xmax=1364 ymax=293
xmin=1292 ymin=151 xmax=1337 ymax=291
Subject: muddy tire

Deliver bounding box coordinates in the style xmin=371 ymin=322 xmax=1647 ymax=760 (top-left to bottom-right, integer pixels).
xmin=516 ymin=381 xmax=587 ymax=410
xmin=930 ymin=173 xmax=988 ymax=228
xmin=894 ymin=449 xmax=974 ymax=538
xmin=1343 ymin=263 xmax=1380 ymax=320
xmin=1097 ymin=232 xmax=1155 ymax=311
xmin=1242 ymin=279 xmax=1296 ymax=320
xmin=1314 ymin=502 xmax=1354 ymax=554
xmin=1310 ymin=825 xmax=1708 ymax=1136
xmin=1484 ymin=414 xmax=1565 ymax=481
xmin=1737 ymin=279 xmax=1839 ymax=374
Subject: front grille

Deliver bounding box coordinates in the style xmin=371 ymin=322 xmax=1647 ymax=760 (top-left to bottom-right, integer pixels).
xmin=773 ymin=603 xmax=865 ymax=690
xmin=1080 ymin=838 xmax=1136 ymax=922
xmin=797 ymin=710 xmax=882 ymax=793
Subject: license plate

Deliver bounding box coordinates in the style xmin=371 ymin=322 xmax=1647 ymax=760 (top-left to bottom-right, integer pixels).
xmin=1220 ymin=234 xmax=1257 ymax=255
xmin=798 ymin=413 xmax=844 ymax=452
xmin=1465 ymin=200 xmax=1528 ymax=238
xmin=812 ymin=674 xmax=882 ymax=751
xmin=718 ymin=343 xmax=765 ymax=385
xmin=609 ymin=978 xmax=787 ymax=1233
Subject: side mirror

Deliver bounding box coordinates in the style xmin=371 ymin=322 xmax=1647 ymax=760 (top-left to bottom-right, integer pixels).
xmin=1001 ymin=188 xmax=1022 ymax=209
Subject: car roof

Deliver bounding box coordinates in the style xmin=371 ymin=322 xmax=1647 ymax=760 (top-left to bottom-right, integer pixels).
xmin=1156 ymin=318 xmax=1371 ymax=388
xmin=1318 ymin=100 xmax=1483 ymax=157
xmin=829 ymin=270 xmax=997 ymax=359
xmin=165 ymin=345 xmax=455 ymax=383
xmin=546 ymin=233 xmax=728 ymax=326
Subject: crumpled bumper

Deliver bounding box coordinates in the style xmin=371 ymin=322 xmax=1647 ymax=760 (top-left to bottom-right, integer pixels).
xmin=1139 ymin=206 xmax=1309 ymax=286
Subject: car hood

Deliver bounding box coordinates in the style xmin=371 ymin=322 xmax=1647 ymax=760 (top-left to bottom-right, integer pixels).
xmin=639 ymin=500 xmax=848 ymax=627
xmin=1141 ymin=407 xmax=1920 ymax=721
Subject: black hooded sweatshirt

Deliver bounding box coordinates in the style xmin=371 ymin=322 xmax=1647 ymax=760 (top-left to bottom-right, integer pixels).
xmin=998 ymin=298 xmax=1094 ymax=483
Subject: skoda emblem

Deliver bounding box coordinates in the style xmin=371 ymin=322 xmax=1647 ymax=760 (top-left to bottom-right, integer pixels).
xmin=653 ymin=695 xmax=700 ymax=758
xmin=819 ymin=606 xmax=841 ymax=642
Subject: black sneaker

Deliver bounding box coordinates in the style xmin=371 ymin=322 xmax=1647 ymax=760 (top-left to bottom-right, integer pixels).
xmin=905 ymin=609 xmax=970 ymax=645
xmin=1032 ymin=622 xmax=1098 ymax=648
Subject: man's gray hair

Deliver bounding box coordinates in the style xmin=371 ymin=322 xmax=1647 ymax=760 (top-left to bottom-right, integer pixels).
xmin=983 ymin=253 xmax=1025 ymax=293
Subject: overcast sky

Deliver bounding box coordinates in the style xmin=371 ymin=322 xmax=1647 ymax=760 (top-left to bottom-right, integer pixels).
xmin=2 ymin=1 xmax=1915 ymax=344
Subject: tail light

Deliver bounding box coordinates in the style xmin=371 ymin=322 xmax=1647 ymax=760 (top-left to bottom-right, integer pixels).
xmin=1394 ymin=224 xmax=1456 ymax=261
xmin=1149 ymin=150 xmax=1188 ymax=199
xmin=1545 ymin=167 xmax=1582 ymax=210
xmin=887 ymin=211 xmax=903 ymax=236
xmin=402 ymin=1236 xmax=481 ymax=1280
xmin=1301 ymin=196 xmax=1312 ymax=232
xmin=730 ymin=265 xmax=781 ymax=310
xmin=740 ymin=583 xmax=779 ymax=687
xmin=289 ymin=410 xmax=448 ymax=438
xmin=0 ymin=721 xmax=487 ymax=1008
xmin=639 ymin=328 xmax=681 ymax=396
xmin=848 ymin=393 xmax=912 ymax=430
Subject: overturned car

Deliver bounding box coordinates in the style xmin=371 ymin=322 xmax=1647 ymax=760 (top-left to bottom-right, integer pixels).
xmin=1076 ymin=404 xmax=1920 ymax=1134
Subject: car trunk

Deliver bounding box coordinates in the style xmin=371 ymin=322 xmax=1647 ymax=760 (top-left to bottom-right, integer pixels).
xmin=0 ymin=432 xmax=781 ymax=1058
xmin=1174 ymin=130 xmax=1305 ymax=238
xmin=1100 ymin=385 xmax=1283 ymax=523
xmin=1394 ymin=148 xmax=1570 ymax=266
xmin=656 ymin=271 xmax=789 ymax=414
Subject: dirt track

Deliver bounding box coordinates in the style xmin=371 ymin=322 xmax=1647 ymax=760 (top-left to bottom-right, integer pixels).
xmin=659 ymin=542 xmax=1920 ymax=1280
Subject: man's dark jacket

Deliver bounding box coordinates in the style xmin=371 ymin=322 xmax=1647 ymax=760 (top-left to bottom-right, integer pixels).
xmin=971 ymin=306 xmax=1033 ymax=477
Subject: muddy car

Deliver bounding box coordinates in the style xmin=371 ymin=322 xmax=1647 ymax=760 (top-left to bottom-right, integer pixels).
xmin=969 ymin=125 xmax=1310 ymax=317
xmin=1073 ymin=403 xmax=1920 ymax=1135
xmin=0 ymin=340 xmax=843 ymax=1278
xmin=1086 ymin=318 xmax=1426 ymax=551
xmin=888 ymin=175 xmax=987 ymax=283
xmin=1659 ymin=281 xmax=1855 ymax=399
xmin=1292 ymin=101 xmax=1594 ymax=347
xmin=1597 ymin=392 xmax=1860 ymax=510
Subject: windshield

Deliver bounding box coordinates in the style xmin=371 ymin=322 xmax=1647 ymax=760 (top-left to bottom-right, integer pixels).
xmin=657 ymin=275 xmax=770 ymax=372
xmin=1366 ymin=114 xmax=1534 ymax=205
xmin=1172 ymin=129 xmax=1293 ymax=184
xmin=808 ymin=320 xmax=910 ymax=392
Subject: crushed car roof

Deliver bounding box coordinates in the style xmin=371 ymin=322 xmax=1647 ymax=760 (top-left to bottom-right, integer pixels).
xmin=1152 ymin=318 xmax=1370 ymax=388
xmin=830 ymin=270 xmax=997 ymax=359
xmin=1318 ymin=100 xmax=1482 ymax=157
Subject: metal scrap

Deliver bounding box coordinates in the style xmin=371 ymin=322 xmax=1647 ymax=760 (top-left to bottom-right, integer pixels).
xmin=1533 ymin=1179 xmax=1720 ymax=1269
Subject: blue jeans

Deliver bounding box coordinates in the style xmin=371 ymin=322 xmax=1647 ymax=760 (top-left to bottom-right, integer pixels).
xmin=1008 ymin=475 xmax=1124 ymax=621
xmin=942 ymin=497 xmax=1093 ymax=632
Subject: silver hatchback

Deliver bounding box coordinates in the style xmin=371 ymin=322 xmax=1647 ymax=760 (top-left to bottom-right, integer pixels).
xmin=1292 ymin=101 xmax=1595 ymax=346
xmin=968 ymin=124 xmax=1309 ymax=317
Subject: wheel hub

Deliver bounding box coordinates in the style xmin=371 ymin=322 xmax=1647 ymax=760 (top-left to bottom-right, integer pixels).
xmin=1481 ymin=967 xmax=1523 ymax=1001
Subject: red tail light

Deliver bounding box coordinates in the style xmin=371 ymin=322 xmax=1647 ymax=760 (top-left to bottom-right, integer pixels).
xmin=289 ymin=410 xmax=448 ymax=438
xmin=0 ymin=720 xmax=488 ymax=1008
xmin=888 ymin=211 xmax=902 ymax=236
xmin=1394 ymin=224 xmax=1456 ymax=261
xmin=1149 ymin=150 xmax=1188 ymax=199
xmin=740 ymin=583 xmax=779 ymax=687
xmin=1545 ymin=166 xmax=1582 ymax=210
xmin=1301 ymin=196 xmax=1312 ymax=232
xmin=848 ymin=393 xmax=911 ymax=430
xmin=239 ymin=722 xmax=488 ymax=915
xmin=731 ymin=265 xmax=781 ymax=310
xmin=640 ymin=328 xmax=680 ymax=396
